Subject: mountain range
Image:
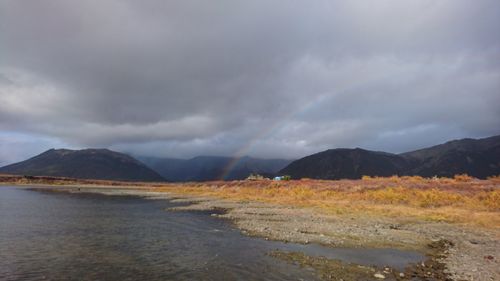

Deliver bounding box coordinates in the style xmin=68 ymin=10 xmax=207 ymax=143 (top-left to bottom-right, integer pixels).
xmin=137 ymin=156 xmax=292 ymax=181
xmin=280 ymin=135 xmax=500 ymax=179
xmin=0 ymin=149 xmax=291 ymax=182
xmin=0 ymin=135 xmax=498 ymax=181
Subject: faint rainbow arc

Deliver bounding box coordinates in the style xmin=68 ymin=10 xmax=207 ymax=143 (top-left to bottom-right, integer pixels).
xmin=218 ymin=94 xmax=331 ymax=180
xmin=219 ymin=68 xmax=391 ymax=179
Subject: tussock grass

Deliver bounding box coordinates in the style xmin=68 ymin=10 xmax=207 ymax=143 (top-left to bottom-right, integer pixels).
xmin=154 ymin=175 xmax=500 ymax=228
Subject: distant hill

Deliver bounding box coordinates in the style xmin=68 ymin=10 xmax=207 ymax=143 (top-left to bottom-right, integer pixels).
xmin=280 ymin=135 xmax=500 ymax=179
xmin=401 ymin=135 xmax=500 ymax=178
xmin=138 ymin=155 xmax=292 ymax=181
xmin=0 ymin=149 xmax=165 ymax=182
xmin=280 ymin=148 xmax=410 ymax=180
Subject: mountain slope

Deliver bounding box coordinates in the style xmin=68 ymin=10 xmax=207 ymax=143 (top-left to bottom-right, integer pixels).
xmin=138 ymin=155 xmax=292 ymax=181
xmin=401 ymin=135 xmax=500 ymax=178
xmin=280 ymin=148 xmax=410 ymax=180
xmin=0 ymin=149 xmax=165 ymax=182
xmin=280 ymin=135 xmax=500 ymax=180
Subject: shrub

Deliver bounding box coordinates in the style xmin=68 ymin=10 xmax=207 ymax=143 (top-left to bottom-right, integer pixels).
xmin=487 ymin=175 xmax=500 ymax=182
xmin=454 ymin=174 xmax=474 ymax=182
xmin=405 ymin=175 xmax=425 ymax=182
xmin=477 ymin=190 xmax=500 ymax=211
xmin=361 ymin=175 xmax=372 ymax=180
xmin=365 ymin=187 xmax=409 ymax=204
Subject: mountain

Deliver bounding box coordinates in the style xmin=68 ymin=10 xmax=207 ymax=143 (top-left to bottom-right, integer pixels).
xmin=2 ymin=135 xmax=497 ymax=182
xmin=280 ymin=135 xmax=500 ymax=179
xmin=138 ymin=155 xmax=292 ymax=181
xmin=0 ymin=149 xmax=165 ymax=182
xmin=280 ymin=148 xmax=410 ymax=180
xmin=401 ymin=135 xmax=500 ymax=178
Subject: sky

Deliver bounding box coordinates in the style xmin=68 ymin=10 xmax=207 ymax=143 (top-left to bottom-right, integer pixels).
xmin=1 ymin=0 xmax=499 ymax=165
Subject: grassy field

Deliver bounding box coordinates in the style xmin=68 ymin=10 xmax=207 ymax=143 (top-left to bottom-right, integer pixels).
xmin=153 ymin=175 xmax=500 ymax=228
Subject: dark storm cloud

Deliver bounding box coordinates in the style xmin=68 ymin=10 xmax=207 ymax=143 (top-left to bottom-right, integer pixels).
xmin=1 ymin=0 xmax=499 ymax=163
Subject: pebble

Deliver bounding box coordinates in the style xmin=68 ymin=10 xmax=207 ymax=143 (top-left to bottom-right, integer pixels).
xmin=373 ymin=273 xmax=385 ymax=279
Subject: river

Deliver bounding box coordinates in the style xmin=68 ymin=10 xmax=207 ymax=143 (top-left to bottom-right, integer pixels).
xmin=0 ymin=186 xmax=424 ymax=280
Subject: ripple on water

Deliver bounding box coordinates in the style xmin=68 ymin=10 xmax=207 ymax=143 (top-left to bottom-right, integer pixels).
xmin=0 ymin=186 xmax=424 ymax=280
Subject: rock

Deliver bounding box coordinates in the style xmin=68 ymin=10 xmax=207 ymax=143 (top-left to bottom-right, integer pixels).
xmin=373 ymin=273 xmax=385 ymax=279
xmin=399 ymin=273 xmax=405 ymax=278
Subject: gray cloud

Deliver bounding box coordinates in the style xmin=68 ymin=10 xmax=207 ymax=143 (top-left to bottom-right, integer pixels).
xmin=1 ymin=0 xmax=499 ymax=163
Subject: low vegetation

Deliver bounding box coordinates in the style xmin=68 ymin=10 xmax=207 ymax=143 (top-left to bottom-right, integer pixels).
xmin=153 ymin=175 xmax=500 ymax=228
xmin=1 ymin=173 xmax=498 ymax=228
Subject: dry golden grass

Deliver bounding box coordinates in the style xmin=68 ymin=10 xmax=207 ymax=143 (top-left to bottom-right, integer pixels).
xmin=2 ymin=173 xmax=499 ymax=228
xmin=153 ymin=175 xmax=500 ymax=228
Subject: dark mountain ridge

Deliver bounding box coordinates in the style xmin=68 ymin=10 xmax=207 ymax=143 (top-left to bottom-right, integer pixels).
xmin=1 ymin=135 xmax=498 ymax=182
xmin=280 ymin=135 xmax=500 ymax=179
xmin=0 ymin=148 xmax=165 ymax=182
xmin=402 ymin=135 xmax=500 ymax=178
xmin=138 ymin=155 xmax=292 ymax=181
xmin=280 ymin=148 xmax=410 ymax=180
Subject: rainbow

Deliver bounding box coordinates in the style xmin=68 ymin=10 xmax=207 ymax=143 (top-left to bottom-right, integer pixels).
xmin=218 ymin=66 xmax=385 ymax=180
xmin=218 ymin=93 xmax=333 ymax=180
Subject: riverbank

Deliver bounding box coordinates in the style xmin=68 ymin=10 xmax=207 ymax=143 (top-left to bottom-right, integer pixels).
xmin=166 ymin=192 xmax=498 ymax=281
xmin=1 ymin=174 xmax=499 ymax=280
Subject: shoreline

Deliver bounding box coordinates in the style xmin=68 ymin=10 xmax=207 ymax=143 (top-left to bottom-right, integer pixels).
xmin=2 ymin=179 xmax=499 ymax=281
xmin=154 ymin=189 xmax=499 ymax=281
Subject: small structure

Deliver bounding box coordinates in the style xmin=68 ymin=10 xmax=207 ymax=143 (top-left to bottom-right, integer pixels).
xmin=246 ymin=173 xmax=265 ymax=180
xmin=274 ymin=175 xmax=291 ymax=181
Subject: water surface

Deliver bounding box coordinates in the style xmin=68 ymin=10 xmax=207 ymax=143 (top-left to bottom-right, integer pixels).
xmin=0 ymin=186 xmax=423 ymax=280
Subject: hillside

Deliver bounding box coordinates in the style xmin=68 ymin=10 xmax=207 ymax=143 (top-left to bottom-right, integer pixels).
xmin=401 ymin=135 xmax=500 ymax=178
xmin=138 ymin=155 xmax=292 ymax=181
xmin=280 ymin=148 xmax=409 ymax=180
xmin=280 ymin=135 xmax=500 ymax=179
xmin=0 ymin=149 xmax=165 ymax=182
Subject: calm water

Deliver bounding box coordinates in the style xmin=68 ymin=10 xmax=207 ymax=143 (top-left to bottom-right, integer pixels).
xmin=0 ymin=187 xmax=424 ymax=280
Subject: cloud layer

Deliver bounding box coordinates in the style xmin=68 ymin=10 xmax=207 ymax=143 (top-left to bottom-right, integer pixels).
xmin=1 ymin=0 xmax=499 ymax=164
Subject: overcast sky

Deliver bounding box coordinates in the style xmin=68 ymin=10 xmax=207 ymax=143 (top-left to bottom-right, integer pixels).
xmin=1 ymin=0 xmax=499 ymax=165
